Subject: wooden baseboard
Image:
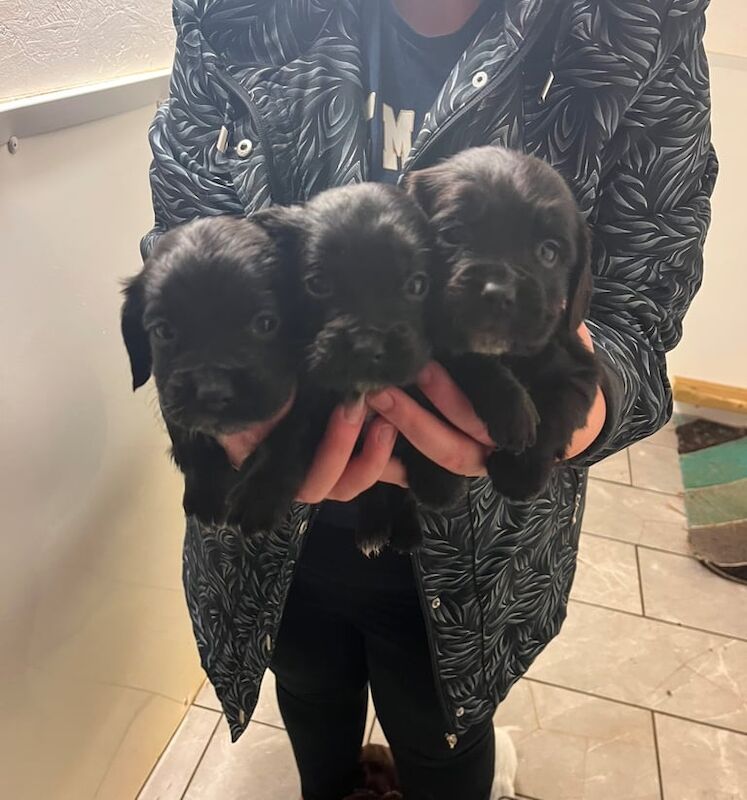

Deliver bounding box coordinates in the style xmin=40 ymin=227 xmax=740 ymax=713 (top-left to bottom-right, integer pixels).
xmin=673 ymin=377 xmax=747 ymax=415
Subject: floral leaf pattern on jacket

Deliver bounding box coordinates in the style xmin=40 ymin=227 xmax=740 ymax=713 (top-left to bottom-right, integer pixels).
xmin=142 ymin=0 xmax=717 ymax=741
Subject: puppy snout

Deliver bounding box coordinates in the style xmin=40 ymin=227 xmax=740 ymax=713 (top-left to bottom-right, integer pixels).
xmin=481 ymin=280 xmax=516 ymax=310
xmin=194 ymin=371 xmax=235 ymax=411
xmin=353 ymin=332 xmax=386 ymax=365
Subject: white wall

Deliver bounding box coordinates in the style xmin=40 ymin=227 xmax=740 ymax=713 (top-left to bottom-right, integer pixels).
xmin=703 ymin=0 xmax=747 ymax=58
xmin=667 ymin=3 xmax=747 ymax=389
xmin=0 ymin=1 xmax=175 ymax=102
xmin=0 ymin=105 xmax=203 ymax=800
xmin=667 ymin=54 xmax=747 ymax=389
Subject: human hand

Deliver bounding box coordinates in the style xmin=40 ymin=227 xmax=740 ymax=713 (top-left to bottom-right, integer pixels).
xmin=218 ymin=393 xmax=401 ymax=505
xmin=295 ymin=398 xmax=402 ymax=503
xmin=366 ymin=361 xmax=495 ymax=481
xmin=564 ymin=321 xmax=606 ymax=459
xmin=367 ymin=322 xmax=606 ymax=476
xmin=217 ymin=391 xmax=296 ymax=468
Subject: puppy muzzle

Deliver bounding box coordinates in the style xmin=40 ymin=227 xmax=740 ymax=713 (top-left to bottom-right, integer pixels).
xmin=306 ymin=320 xmax=429 ymax=392
xmin=446 ymin=262 xmax=559 ymax=354
xmin=159 ymin=366 xmax=292 ymax=434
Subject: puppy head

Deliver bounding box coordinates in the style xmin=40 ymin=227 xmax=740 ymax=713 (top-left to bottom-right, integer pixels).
xmin=120 ymin=216 xmax=298 ymax=435
xmin=266 ymin=184 xmax=433 ymax=395
xmin=405 ymin=146 xmax=592 ymax=356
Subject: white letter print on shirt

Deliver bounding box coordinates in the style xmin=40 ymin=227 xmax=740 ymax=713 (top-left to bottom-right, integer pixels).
xmin=382 ymin=103 xmax=415 ymax=172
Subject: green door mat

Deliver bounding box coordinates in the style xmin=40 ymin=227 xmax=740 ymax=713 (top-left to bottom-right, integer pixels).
xmin=675 ymin=417 xmax=747 ymax=584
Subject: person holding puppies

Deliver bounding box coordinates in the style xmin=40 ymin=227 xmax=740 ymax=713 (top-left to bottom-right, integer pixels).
xmin=140 ymin=1 xmax=717 ymax=798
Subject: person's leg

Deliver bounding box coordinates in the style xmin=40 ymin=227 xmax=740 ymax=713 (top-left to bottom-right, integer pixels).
xmin=362 ymin=575 xmax=496 ymax=800
xmin=272 ymin=569 xmax=369 ymax=800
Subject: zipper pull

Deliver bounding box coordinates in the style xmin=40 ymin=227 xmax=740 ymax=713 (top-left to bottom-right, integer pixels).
xmin=539 ymin=70 xmax=555 ymax=104
xmin=216 ymin=102 xmax=230 ymax=153
xmin=216 ymin=125 xmax=229 ymax=153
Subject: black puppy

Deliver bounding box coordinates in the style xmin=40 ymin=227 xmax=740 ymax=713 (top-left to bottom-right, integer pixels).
xmin=406 ymin=146 xmax=600 ymax=499
xmin=258 ymin=182 xmax=466 ymax=553
xmin=120 ymin=216 xmax=317 ymax=533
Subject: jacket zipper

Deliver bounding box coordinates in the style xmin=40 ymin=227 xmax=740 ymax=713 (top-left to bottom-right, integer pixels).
xmin=411 ymin=547 xmax=458 ymax=743
xmin=405 ymin=2 xmax=561 ymax=746
xmin=208 ymin=67 xmax=289 ymax=206
xmin=403 ymin=0 xmax=560 ymax=176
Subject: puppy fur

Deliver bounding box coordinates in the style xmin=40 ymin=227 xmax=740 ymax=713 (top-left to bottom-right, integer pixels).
xmin=120 ymin=216 xmax=321 ymax=534
xmin=256 ymin=183 xmax=467 ymax=553
xmin=406 ymin=146 xmax=600 ymax=499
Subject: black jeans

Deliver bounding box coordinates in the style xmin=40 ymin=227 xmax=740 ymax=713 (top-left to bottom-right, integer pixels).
xmin=271 ymin=520 xmax=495 ymax=800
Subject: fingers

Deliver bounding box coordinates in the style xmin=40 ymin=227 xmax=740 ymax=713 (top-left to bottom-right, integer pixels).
xmin=326 ymin=417 xmax=398 ymax=501
xmin=218 ymin=431 xmax=256 ymax=469
xmin=577 ymin=320 xmax=594 ymax=351
xmin=217 ymin=391 xmax=296 ymax=468
xmin=296 ymin=397 xmax=367 ymax=503
xmin=564 ymin=384 xmax=606 ymax=460
xmin=416 ymin=362 xmax=495 ymax=447
xmin=379 ymin=457 xmax=408 ymax=488
xmin=367 ymin=387 xmax=489 ymax=477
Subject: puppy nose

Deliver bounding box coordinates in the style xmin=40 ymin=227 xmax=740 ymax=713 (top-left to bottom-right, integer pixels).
xmin=354 ymin=334 xmax=386 ymax=365
xmin=482 ymin=281 xmax=516 ymax=310
xmin=195 ymin=373 xmax=234 ymax=410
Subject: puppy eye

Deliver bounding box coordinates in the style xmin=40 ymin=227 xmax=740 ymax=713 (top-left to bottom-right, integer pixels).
xmin=439 ymin=225 xmax=467 ymax=247
xmin=251 ymin=311 xmax=280 ymax=339
xmin=152 ymin=322 xmax=176 ymax=342
xmin=538 ymin=240 xmax=561 ymax=266
xmin=304 ymin=271 xmax=333 ymax=298
xmin=404 ymin=272 xmax=430 ymax=299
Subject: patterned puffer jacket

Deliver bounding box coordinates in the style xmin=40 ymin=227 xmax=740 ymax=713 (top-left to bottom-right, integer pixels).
xmin=143 ymin=0 xmax=717 ymax=744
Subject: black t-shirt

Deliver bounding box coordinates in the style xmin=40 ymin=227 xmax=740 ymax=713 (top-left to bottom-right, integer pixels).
xmin=310 ymin=0 xmax=494 ymax=551
xmin=369 ymin=0 xmax=494 ymax=183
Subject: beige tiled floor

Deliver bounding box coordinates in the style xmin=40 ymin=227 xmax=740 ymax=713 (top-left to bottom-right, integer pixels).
xmin=138 ymin=425 xmax=747 ymax=800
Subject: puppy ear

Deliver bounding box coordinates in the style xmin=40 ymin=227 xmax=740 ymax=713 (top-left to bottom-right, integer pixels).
xmin=120 ymin=273 xmax=152 ymax=390
xmin=565 ymin=218 xmax=593 ymax=331
xmin=251 ymin=205 xmax=306 ymax=260
xmin=402 ymin=169 xmax=439 ymax=218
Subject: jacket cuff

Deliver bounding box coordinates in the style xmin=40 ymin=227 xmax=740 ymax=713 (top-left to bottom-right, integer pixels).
xmin=563 ymin=339 xmax=624 ymax=469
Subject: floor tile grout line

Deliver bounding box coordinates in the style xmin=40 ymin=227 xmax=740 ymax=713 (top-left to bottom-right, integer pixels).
xmin=251 ymin=719 xmax=287 ymax=732
xmin=135 ymin=704 xmax=220 ymax=797
xmin=626 ymin=447 xmax=633 ymax=486
xmin=650 ymin=710 xmax=665 ymax=800
xmin=366 ymin=713 xmax=377 ymax=744
xmin=525 ymin=677 xmax=747 ymax=738
xmin=635 ymin=545 xmax=647 ymax=617
xmin=568 ymin=597 xmax=747 ymax=643
xmin=589 ymin=475 xmax=683 ymax=498
xmin=581 ymin=530 xmax=690 ymax=560
xmin=627 ymin=446 xmax=638 ymax=488
xmin=136 ymin=703 xmax=196 ymax=798
xmin=192 ymin=700 xmax=221 ymax=712
xmin=179 ymin=712 xmax=224 ymax=800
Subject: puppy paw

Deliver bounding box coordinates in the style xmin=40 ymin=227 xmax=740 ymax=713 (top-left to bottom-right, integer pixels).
xmin=389 ymin=526 xmax=423 ymax=553
xmin=183 ymin=490 xmax=228 ymax=527
xmin=389 ymin=496 xmax=423 ymax=553
xmin=227 ymin=495 xmax=286 ymax=535
xmin=355 ymin=528 xmax=391 ymax=558
xmin=487 ymin=450 xmax=552 ymax=501
xmin=356 ymin=505 xmax=390 ymax=550
xmin=408 ymin=465 xmax=468 ymax=511
xmin=486 ymin=389 xmax=540 ymax=454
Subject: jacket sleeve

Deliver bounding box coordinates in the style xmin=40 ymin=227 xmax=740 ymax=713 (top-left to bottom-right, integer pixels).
xmin=570 ymin=7 xmax=718 ymax=468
